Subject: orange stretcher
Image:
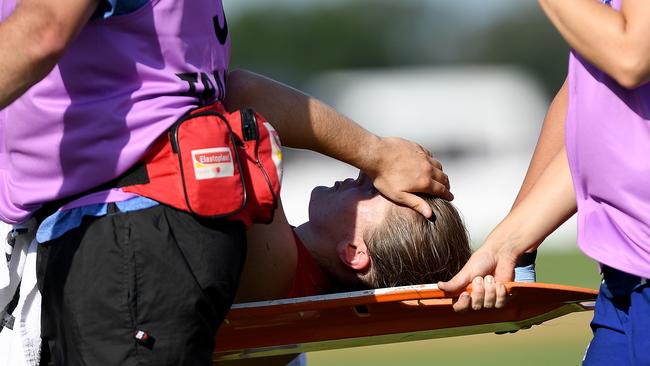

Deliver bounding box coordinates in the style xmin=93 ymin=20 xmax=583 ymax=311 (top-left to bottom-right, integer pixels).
xmin=213 ymin=282 xmax=597 ymax=361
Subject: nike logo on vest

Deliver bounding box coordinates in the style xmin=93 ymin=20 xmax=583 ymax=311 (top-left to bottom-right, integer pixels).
xmin=213 ymin=11 xmax=228 ymax=45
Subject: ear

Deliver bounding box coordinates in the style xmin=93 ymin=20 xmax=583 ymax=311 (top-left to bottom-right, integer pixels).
xmin=337 ymin=241 xmax=370 ymax=271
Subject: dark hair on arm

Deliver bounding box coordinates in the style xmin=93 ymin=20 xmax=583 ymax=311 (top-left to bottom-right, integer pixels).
xmin=360 ymin=197 xmax=471 ymax=288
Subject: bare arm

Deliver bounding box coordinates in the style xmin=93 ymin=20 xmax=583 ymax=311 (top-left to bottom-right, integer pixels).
xmin=439 ymin=147 xmax=576 ymax=311
xmin=225 ymin=69 xmax=452 ymax=218
xmin=235 ymin=202 xmax=297 ymax=303
xmin=539 ymin=0 xmax=650 ymax=88
xmin=510 ymin=80 xmax=570 ymax=267
xmin=512 ymin=79 xmax=569 ymax=208
xmin=0 ymin=0 xmax=99 ymax=108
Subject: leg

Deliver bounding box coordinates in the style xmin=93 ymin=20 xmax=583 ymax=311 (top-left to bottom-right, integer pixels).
xmin=627 ymin=284 xmax=650 ymax=365
xmin=582 ymin=282 xmax=631 ymax=366
xmin=37 ymin=205 xmax=246 ymax=366
xmin=131 ymin=206 xmax=247 ymax=365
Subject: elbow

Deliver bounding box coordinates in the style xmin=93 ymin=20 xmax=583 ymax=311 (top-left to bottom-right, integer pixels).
xmin=226 ymin=68 xmax=251 ymax=82
xmin=226 ymin=69 xmax=257 ymax=94
xmin=225 ymin=69 xmax=249 ymax=110
xmin=614 ymin=68 xmax=648 ymax=90
xmin=24 ymin=16 xmax=68 ymax=76
xmin=612 ymin=53 xmax=650 ymax=89
xmin=225 ymin=69 xmax=259 ymax=110
xmin=30 ymin=23 xmax=67 ymax=66
xmin=225 ymin=69 xmax=249 ymax=94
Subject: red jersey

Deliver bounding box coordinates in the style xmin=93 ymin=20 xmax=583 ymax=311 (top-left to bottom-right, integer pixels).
xmin=286 ymin=231 xmax=331 ymax=298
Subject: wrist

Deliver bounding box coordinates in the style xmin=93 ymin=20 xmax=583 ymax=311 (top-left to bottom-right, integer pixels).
xmin=354 ymin=134 xmax=383 ymax=174
xmin=515 ymin=250 xmax=538 ymax=267
xmin=484 ymin=220 xmax=532 ymax=262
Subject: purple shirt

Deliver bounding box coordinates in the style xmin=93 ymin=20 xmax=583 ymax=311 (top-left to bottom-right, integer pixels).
xmin=566 ymin=0 xmax=650 ymax=278
xmin=0 ymin=0 xmax=229 ymax=224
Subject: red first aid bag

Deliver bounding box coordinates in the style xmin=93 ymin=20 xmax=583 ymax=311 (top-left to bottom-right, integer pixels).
xmin=123 ymin=103 xmax=283 ymax=227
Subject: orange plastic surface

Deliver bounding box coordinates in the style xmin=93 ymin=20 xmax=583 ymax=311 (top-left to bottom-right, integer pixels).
xmin=214 ymin=282 xmax=597 ymax=361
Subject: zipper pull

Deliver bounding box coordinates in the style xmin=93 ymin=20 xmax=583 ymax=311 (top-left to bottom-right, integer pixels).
xmin=240 ymin=108 xmax=258 ymax=141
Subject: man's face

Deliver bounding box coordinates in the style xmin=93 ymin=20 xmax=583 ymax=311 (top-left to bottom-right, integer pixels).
xmin=308 ymin=171 xmax=391 ymax=244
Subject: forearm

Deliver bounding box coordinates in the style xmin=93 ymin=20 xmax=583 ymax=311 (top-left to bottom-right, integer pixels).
xmin=225 ymin=69 xmax=452 ymax=214
xmin=487 ymin=147 xmax=576 ymax=257
xmin=237 ymin=204 xmax=296 ymax=303
xmin=439 ymin=149 xmax=575 ymax=301
xmin=513 ymin=79 xmax=568 ymax=208
xmin=224 ymin=69 xmax=381 ymax=172
xmin=0 ymin=8 xmax=56 ymax=108
xmin=539 ymin=0 xmax=650 ymax=88
xmin=0 ymin=0 xmax=98 ymax=109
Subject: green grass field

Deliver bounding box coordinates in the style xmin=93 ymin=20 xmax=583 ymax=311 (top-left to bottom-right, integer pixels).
xmin=308 ymin=249 xmax=601 ymax=366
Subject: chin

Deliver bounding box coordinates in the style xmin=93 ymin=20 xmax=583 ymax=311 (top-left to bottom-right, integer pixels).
xmin=307 ymin=186 xmax=327 ymax=218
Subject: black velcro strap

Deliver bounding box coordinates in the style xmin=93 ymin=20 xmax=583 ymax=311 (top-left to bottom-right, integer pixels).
xmin=113 ymin=162 xmax=150 ymax=188
xmin=35 ymin=163 xmax=150 ymax=222
xmin=515 ymin=250 xmax=538 ymax=267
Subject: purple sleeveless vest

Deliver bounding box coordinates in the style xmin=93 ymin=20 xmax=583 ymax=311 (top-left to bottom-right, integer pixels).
xmin=0 ymin=0 xmax=230 ymax=224
xmin=566 ymin=0 xmax=650 ymax=278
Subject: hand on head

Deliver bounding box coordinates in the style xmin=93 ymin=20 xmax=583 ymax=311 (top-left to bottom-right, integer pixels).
xmin=438 ymin=242 xmax=517 ymax=312
xmin=364 ymin=137 xmax=452 ymax=218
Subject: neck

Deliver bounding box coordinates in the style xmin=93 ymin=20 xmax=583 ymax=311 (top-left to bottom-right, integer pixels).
xmin=294 ymin=221 xmax=321 ymax=257
xmin=294 ymin=221 xmax=359 ymax=289
xmin=295 ymin=221 xmax=343 ymax=275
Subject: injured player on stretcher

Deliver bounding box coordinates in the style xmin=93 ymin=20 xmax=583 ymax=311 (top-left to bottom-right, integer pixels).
xmin=235 ymin=170 xmax=471 ymax=303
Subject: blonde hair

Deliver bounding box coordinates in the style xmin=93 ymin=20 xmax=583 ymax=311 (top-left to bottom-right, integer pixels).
xmin=360 ymin=197 xmax=471 ymax=288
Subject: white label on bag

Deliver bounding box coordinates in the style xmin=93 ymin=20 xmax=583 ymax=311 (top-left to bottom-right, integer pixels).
xmin=192 ymin=147 xmax=234 ymax=180
xmin=264 ymin=122 xmax=283 ymax=183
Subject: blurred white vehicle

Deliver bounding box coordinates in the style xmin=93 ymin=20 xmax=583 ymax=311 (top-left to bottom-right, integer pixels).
xmin=280 ymin=66 xmax=576 ymax=250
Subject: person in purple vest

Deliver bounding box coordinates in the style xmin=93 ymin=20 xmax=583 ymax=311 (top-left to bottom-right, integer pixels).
xmin=440 ymin=1 xmax=650 ymax=365
xmin=0 ymin=1 xmax=453 ymax=365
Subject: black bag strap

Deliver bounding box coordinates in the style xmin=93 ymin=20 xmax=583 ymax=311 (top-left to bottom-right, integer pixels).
xmin=35 ymin=162 xmax=150 ymax=222
xmin=0 ymin=281 xmax=20 ymax=332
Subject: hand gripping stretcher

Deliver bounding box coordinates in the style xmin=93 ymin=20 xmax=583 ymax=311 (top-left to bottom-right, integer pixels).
xmin=213 ymin=282 xmax=597 ymax=362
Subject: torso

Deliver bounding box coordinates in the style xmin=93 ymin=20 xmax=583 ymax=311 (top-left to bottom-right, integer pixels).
xmin=565 ymin=0 xmax=650 ymax=278
xmin=0 ymin=0 xmax=229 ymax=223
xmin=235 ymin=204 xmax=331 ymax=303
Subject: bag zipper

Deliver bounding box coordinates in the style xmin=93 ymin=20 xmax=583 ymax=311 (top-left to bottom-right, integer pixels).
xmin=240 ymin=109 xmax=279 ymax=222
xmin=240 ymin=108 xmax=259 ymax=141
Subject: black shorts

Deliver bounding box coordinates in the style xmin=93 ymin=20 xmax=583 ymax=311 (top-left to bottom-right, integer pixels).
xmin=36 ymin=204 xmax=246 ymax=366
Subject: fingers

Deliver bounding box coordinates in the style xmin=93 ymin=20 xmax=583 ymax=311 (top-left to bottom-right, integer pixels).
xmin=426 ymin=155 xmax=451 ymax=197
xmin=398 ymin=192 xmax=433 ymax=218
xmin=368 ymin=137 xmax=453 ymax=204
xmin=438 ymin=264 xmax=474 ymax=294
xmin=452 ymin=292 xmax=471 ymax=312
xmin=450 ymin=276 xmax=509 ymax=312
xmin=428 ymin=155 xmax=443 ymax=170
xmin=483 ymin=276 xmax=496 ymax=309
xmin=470 ymin=276 xmax=485 ymax=310
xmin=426 ymin=155 xmax=449 ymax=191
xmin=411 ymin=173 xmax=453 ymax=201
xmin=495 ymin=283 xmax=508 ymax=308
xmin=376 ymin=175 xmax=451 ymax=217
xmin=431 ymin=167 xmax=450 ymax=191
xmin=439 ymin=249 xmax=495 ymax=294
xmin=413 ymin=166 xmax=452 ymax=201
xmin=432 ymin=179 xmax=454 ymax=201
xmin=439 ymin=236 xmax=515 ymax=313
